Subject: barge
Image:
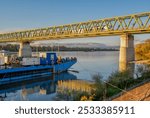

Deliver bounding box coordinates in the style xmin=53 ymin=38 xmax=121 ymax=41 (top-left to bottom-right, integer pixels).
xmin=0 ymin=52 xmax=77 ymax=85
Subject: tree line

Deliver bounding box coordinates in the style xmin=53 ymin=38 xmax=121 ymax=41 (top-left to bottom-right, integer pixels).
xmin=0 ymin=44 xmax=118 ymax=52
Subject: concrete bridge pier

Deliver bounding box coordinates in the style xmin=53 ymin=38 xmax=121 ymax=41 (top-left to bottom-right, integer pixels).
xmin=119 ymin=34 xmax=135 ymax=71
xmin=19 ymin=42 xmax=32 ymax=57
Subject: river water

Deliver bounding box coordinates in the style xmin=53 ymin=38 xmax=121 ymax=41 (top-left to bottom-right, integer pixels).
xmin=0 ymin=51 xmax=120 ymax=101
xmin=59 ymin=51 xmax=119 ymax=80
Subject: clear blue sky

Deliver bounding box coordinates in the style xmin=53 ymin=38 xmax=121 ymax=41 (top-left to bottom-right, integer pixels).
xmin=0 ymin=0 xmax=150 ymax=46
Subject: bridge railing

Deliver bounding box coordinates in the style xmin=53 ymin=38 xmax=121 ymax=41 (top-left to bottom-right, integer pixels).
xmin=0 ymin=12 xmax=150 ymax=42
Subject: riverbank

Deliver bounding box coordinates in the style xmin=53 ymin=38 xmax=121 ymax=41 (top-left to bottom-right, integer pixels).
xmin=0 ymin=44 xmax=119 ymax=52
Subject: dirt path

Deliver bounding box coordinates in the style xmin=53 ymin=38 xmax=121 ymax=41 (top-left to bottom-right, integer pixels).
xmin=113 ymin=82 xmax=150 ymax=101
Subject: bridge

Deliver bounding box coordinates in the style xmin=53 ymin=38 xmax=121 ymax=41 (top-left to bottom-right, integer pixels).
xmin=0 ymin=12 xmax=150 ymax=70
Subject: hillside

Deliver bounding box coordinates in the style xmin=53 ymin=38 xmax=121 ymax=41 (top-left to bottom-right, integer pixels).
xmin=135 ymin=39 xmax=150 ymax=61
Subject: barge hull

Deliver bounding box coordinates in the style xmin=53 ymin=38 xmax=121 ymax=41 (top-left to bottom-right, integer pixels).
xmin=0 ymin=60 xmax=77 ymax=85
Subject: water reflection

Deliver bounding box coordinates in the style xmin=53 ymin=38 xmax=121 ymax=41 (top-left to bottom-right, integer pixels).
xmin=0 ymin=72 xmax=77 ymax=101
xmin=56 ymin=80 xmax=92 ymax=101
xmin=57 ymin=80 xmax=92 ymax=93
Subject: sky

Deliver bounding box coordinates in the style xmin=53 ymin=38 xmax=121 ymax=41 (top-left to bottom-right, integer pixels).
xmin=0 ymin=0 xmax=150 ymax=46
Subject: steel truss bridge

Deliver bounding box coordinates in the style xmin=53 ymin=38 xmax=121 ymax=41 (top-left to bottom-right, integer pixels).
xmin=0 ymin=12 xmax=150 ymax=43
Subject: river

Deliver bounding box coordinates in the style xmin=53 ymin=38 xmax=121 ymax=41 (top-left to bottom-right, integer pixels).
xmin=0 ymin=51 xmax=120 ymax=101
xmin=59 ymin=51 xmax=119 ymax=80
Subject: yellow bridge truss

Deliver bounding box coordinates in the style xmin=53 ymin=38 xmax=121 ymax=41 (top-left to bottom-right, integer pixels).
xmin=0 ymin=12 xmax=150 ymax=42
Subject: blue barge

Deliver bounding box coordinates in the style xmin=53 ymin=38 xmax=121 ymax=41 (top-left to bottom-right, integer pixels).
xmin=0 ymin=52 xmax=77 ymax=85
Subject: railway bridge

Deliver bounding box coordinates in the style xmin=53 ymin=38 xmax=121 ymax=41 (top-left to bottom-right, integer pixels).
xmin=0 ymin=12 xmax=150 ymax=70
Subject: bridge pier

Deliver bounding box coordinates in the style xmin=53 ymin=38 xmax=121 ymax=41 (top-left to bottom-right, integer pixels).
xmin=19 ymin=42 xmax=32 ymax=57
xmin=119 ymin=34 xmax=135 ymax=71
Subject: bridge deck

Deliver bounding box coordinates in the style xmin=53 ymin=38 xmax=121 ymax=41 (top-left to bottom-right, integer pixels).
xmin=0 ymin=12 xmax=150 ymax=42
